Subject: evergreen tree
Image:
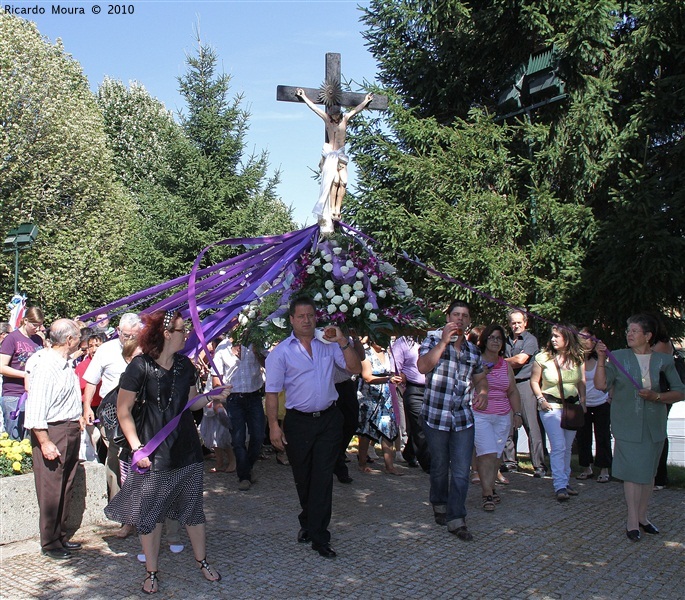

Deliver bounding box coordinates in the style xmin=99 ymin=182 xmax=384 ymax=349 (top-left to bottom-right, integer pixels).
xmin=351 ymin=0 xmax=685 ymax=341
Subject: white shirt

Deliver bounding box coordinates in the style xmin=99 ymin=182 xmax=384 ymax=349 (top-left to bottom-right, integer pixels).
xmin=213 ymin=341 xmax=264 ymax=394
xmin=24 ymin=349 xmax=81 ymax=429
xmin=82 ymin=338 xmax=126 ymax=397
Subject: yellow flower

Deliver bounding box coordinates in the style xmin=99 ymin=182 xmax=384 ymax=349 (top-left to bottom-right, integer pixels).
xmin=0 ymin=440 xmax=12 ymax=448
xmin=0 ymin=432 xmax=9 ymax=439
xmin=12 ymin=461 xmax=22 ymax=472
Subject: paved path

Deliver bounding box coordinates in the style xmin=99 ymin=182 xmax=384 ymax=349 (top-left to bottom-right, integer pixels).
xmin=1 ymin=452 xmax=683 ymax=599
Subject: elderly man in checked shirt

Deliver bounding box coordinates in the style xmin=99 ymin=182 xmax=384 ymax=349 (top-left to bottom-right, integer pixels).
xmin=417 ymin=300 xmax=488 ymax=541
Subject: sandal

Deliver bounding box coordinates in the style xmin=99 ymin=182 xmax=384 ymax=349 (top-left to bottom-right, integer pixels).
xmin=197 ymin=557 xmax=222 ymax=582
xmin=482 ymin=495 xmax=496 ymax=511
xmin=491 ymin=490 xmax=501 ymax=504
xmin=576 ymin=470 xmax=594 ymax=480
xmin=142 ymin=571 xmax=158 ymax=594
xmin=597 ymin=473 xmax=610 ymax=483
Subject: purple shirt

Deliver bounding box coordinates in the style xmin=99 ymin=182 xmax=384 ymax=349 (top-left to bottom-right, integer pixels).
xmin=390 ymin=336 xmax=425 ymax=386
xmin=0 ymin=329 xmax=43 ymax=396
xmin=265 ymin=333 xmax=346 ymax=412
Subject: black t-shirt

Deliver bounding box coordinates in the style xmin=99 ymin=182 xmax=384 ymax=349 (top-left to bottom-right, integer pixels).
xmin=119 ymin=354 xmax=202 ymax=471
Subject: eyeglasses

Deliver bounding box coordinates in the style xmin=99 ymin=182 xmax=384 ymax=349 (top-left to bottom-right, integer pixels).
xmin=170 ymin=327 xmax=191 ymax=335
xmin=120 ymin=332 xmax=138 ymax=340
xmin=625 ymin=328 xmax=644 ymax=336
xmin=27 ymin=321 xmax=43 ymax=327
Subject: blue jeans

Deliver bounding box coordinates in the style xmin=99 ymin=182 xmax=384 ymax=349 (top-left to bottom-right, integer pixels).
xmin=1 ymin=395 xmax=26 ymax=441
xmin=539 ymin=408 xmax=576 ymax=492
xmin=422 ymin=420 xmax=474 ymax=529
xmin=227 ymin=392 xmax=265 ymax=482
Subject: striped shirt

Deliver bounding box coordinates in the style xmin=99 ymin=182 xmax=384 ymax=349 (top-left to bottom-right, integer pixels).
xmin=419 ymin=334 xmax=484 ymax=432
xmin=475 ymin=358 xmax=511 ymax=415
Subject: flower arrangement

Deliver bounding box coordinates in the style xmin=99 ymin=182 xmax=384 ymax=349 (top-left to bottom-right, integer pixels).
xmin=0 ymin=433 xmax=33 ymax=477
xmin=236 ymin=233 xmax=433 ymax=347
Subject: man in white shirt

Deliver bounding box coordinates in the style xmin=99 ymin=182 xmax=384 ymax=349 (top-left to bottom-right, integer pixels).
xmin=24 ymin=319 xmax=84 ymax=560
xmin=212 ymin=339 xmax=266 ymax=491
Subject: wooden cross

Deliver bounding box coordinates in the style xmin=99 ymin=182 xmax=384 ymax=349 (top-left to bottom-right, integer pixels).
xmin=277 ymin=52 xmax=387 ymax=141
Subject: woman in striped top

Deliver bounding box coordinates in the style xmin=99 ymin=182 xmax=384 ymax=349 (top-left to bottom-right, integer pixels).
xmin=474 ymin=324 xmax=523 ymax=511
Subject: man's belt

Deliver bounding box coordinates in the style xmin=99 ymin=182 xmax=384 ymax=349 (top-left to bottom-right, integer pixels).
xmin=229 ymin=391 xmax=262 ymax=399
xmin=288 ymin=402 xmax=337 ymax=418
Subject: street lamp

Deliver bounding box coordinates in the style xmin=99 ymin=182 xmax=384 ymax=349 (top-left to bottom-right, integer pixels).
xmin=3 ymin=223 xmax=38 ymax=295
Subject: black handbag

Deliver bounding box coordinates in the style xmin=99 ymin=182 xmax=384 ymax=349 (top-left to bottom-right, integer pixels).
xmin=553 ymin=359 xmax=585 ymax=431
xmin=97 ymin=358 xmax=149 ymax=449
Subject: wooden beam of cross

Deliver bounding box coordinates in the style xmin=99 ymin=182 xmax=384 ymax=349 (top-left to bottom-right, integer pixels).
xmin=277 ymin=52 xmax=387 ymax=141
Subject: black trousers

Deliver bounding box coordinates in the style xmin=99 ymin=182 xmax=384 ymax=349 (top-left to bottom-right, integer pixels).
xmin=284 ymin=406 xmax=343 ymax=546
xmin=31 ymin=421 xmax=81 ymax=551
xmin=401 ymin=384 xmax=431 ymax=472
xmin=333 ymin=379 xmax=359 ymax=479
xmin=576 ymin=402 xmax=613 ymax=469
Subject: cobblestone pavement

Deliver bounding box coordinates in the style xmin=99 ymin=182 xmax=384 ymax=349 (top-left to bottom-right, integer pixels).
xmin=1 ymin=451 xmax=683 ymax=599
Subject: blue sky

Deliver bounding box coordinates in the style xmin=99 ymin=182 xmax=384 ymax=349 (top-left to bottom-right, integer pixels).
xmin=22 ymin=0 xmax=381 ymax=226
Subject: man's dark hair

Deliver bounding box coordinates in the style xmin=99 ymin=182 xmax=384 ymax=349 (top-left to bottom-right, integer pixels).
xmin=88 ymin=332 xmax=107 ymax=344
xmin=445 ymin=299 xmax=470 ymax=316
xmin=289 ymin=296 xmax=317 ymax=317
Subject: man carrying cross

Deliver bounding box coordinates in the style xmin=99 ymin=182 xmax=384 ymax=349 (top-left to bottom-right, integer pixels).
xmin=296 ymin=88 xmax=373 ymax=231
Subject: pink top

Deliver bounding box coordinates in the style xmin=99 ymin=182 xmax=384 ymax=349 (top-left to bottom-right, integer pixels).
xmin=475 ymin=357 xmax=511 ymax=416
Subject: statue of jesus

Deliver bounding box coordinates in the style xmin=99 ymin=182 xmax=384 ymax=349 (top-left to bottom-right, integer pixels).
xmin=296 ymin=88 xmax=374 ymax=232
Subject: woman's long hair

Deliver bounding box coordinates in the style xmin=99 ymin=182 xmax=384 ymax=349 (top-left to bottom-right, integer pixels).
xmin=138 ymin=310 xmax=181 ymax=359
xmin=544 ymin=325 xmax=584 ymax=367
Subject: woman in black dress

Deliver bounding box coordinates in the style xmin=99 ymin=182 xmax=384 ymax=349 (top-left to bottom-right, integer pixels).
xmin=105 ymin=310 xmax=229 ymax=594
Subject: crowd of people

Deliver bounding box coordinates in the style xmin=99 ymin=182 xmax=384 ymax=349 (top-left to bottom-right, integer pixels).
xmin=1 ymin=299 xmax=683 ymax=594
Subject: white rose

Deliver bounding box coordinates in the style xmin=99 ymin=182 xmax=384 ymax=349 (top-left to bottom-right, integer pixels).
xmin=353 ymin=281 xmax=364 ymax=291
xmin=247 ymin=310 xmax=256 ymax=319
xmin=314 ymin=292 xmax=323 ymax=302
xmin=332 ymin=295 xmax=343 ymax=305
xmin=380 ymin=262 xmax=397 ymax=275
xmin=322 ymin=263 xmax=333 ymax=272
xmin=346 ymin=259 xmax=354 ymax=268
xmin=356 ymin=271 xmax=365 ymax=279
xmin=368 ymin=313 xmax=378 ymax=321
xmin=353 ymin=308 xmax=362 ymax=317
xmin=323 ymin=253 xmax=333 ymax=262
xmin=339 ymin=304 xmax=348 ymax=313
xmin=378 ymin=289 xmax=387 ymax=298
xmin=326 ymin=290 xmax=336 ymax=299
xmin=324 ymin=280 xmax=335 ymax=290
xmin=333 ymin=247 xmax=343 ymax=255
xmin=354 ymin=290 xmax=365 ymax=298
xmin=327 ymin=304 xmax=337 ymax=314
xmin=340 ymin=284 xmax=352 ymax=294
xmin=340 ymin=266 xmax=349 ymax=274
xmin=405 ymin=288 xmax=413 ymax=298
xmin=238 ymin=314 xmax=248 ymax=325
xmin=370 ymin=275 xmax=378 ymax=284
xmin=348 ymin=295 xmax=358 ymax=305
xmin=312 ymin=258 xmax=321 ymax=266
xmin=364 ymin=302 xmax=374 ymax=311
xmin=342 ymin=292 xmax=350 ymax=301
xmin=306 ymin=266 xmax=316 ymax=274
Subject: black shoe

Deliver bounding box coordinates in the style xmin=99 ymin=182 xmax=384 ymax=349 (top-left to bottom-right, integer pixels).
xmin=297 ymin=528 xmax=310 ymax=543
xmin=405 ymin=457 xmax=419 ymax=468
xmin=626 ymin=529 xmax=641 ymax=541
xmin=450 ymin=526 xmax=473 ymax=541
xmin=566 ymin=485 xmax=579 ymax=496
xmin=501 ymin=463 xmax=518 ymax=473
xmin=533 ymin=467 xmax=546 ymax=478
xmin=62 ymin=541 xmax=82 ymax=550
xmin=42 ymin=548 xmax=72 ymax=560
xmin=336 ymin=474 xmax=353 ymax=484
xmin=639 ymin=522 xmax=659 ymax=535
xmin=312 ymin=543 xmax=337 ymax=558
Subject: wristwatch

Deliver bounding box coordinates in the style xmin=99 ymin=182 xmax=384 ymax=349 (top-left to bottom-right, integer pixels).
xmin=514 ymin=412 xmax=523 ymax=417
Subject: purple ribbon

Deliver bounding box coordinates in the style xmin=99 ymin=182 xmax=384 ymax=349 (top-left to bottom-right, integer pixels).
xmin=9 ymin=392 xmax=27 ymax=420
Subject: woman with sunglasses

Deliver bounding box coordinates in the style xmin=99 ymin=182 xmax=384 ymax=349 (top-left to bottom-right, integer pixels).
xmin=575 ymin=328 xmax=612 ymax=483
xmin=105 ymin=310 xmax=230 ymax=594
xmin=0 ymin=306 xmax=44 ymax=440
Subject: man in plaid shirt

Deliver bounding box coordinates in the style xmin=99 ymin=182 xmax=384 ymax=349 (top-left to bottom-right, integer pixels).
xmin=418 ymin=300 xmax=488 ymax=541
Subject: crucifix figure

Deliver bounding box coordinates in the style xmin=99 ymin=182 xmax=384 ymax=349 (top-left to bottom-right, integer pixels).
xmin=277 ymin=53 xmax=387 ymax=233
